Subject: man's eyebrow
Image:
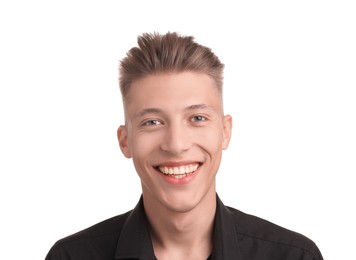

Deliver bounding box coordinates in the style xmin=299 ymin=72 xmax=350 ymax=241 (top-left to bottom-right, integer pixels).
xmin=135 ymin=108 xmax=164 ymax=118
xmin=135 ymin=104 xmax=215 ymax=118
xmin=184 ymin=104 xmax=215 ymax=112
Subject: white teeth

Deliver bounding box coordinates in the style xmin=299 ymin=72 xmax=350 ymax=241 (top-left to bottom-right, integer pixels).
xmin=158 ymin=163 xmax=199 ymax=176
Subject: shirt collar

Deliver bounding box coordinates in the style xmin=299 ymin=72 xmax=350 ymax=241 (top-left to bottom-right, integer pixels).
xmin=115 ymin=196 xmax=156 ymax=259
xmin=115 ymin=194 xmax=241 ymax=260
xmin=212 ymin=195 xmax=242 ymax=259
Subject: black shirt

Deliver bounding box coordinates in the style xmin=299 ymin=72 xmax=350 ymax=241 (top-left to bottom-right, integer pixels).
xmin=45 ymin=195 xmax=323 ymax=259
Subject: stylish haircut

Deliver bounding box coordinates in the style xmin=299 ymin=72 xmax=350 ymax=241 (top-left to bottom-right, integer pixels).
xmin=119 ymin=32 xmax=224 ymax=103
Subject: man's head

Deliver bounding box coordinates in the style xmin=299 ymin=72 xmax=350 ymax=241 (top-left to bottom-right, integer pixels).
xmin=119 ymin=32 xmax=224 ymax=107
xmin=117 ymin=32 xmax=232 ymax=214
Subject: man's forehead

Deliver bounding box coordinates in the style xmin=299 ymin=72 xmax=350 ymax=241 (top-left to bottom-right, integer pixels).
xmin=130 ymin=71 xmax=218 ymax=90
xmin=123 ymin=71 xmax=223 ymax=118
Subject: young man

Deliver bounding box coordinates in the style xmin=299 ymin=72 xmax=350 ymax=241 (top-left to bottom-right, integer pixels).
xmin=46 ymin=32 xmax=323 ymax=259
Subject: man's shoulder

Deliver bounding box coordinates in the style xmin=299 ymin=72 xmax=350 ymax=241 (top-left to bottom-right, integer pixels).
xmin=225 ymin=205 xmax=321 ymax=258
xmin=57 ymin=210 xmax=131 ymax=244
xmin=46 ymin=210 xmax=132 ymax=259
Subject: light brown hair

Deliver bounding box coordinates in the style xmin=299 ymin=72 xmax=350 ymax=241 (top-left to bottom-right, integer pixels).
xmin=119 ymin=32 xmax=224 ymax=104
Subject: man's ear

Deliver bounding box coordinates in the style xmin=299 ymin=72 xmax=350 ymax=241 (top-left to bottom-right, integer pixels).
xmin=222 ymin=115 xmax=232 ymax=150
xmin=117 ymin=125 xmax=132 ymax=158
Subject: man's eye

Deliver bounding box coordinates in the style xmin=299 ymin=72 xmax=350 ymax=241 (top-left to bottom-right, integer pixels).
xmin=191 ymin=115 xmax=206 ymax=122
xmin=143 ymin=120 xmax=162 ymax=126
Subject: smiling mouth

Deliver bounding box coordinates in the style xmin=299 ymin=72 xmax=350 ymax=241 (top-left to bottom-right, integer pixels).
xmin=154 ymin=163 xmax=201 ymax=179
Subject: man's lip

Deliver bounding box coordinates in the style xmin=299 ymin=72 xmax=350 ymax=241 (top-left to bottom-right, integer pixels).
xmin=153 ymin=161 xmax=202 ymax=185
xmin=153 ymin=161 xmax=202 ymax=167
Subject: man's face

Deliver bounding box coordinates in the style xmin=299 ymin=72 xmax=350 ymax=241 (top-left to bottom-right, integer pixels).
xmin=118 ymin=72 xmax=232 ymax=213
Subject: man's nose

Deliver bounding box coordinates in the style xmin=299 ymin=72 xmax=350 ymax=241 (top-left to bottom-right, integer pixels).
xmin=160 ymin=123 xmax=192 ymax=155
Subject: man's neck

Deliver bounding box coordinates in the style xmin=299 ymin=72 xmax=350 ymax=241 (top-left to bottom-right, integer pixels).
xmin=143 ymin=190 xmax=216 ymax=260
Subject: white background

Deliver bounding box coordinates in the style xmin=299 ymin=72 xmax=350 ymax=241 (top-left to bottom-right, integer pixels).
xmin=0 ymin=1 xmax=355 ymax=259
